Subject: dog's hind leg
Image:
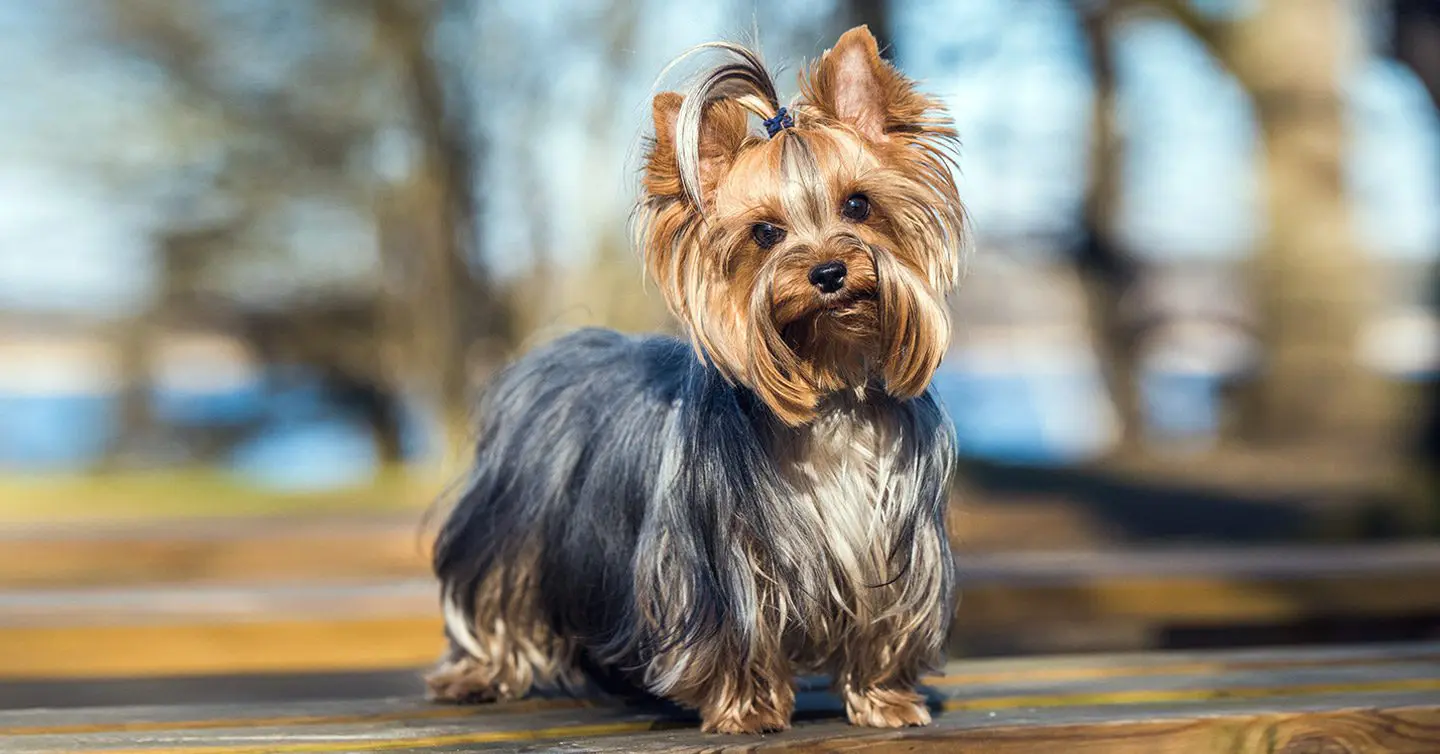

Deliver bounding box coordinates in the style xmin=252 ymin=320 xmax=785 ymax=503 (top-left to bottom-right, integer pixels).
xmin=425 ymin=554 xmax=579 ymax=703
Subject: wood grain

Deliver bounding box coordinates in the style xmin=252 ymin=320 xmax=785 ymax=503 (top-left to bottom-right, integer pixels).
xmin=756 ymin=706 xmax=1440 ymax=754
xmin=0 ymin=518 xmax=430 ymax=589
xmin=1 ymin=642 xmax=1436 ymax=752
xmin=0 ymin=618 xmax=443 ymax=678
xmin=3 ymin=543 xmax=1437 ymax=679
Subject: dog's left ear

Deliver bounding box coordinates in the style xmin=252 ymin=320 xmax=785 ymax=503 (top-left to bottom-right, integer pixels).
xmin=804 ymin=25 xmax=933 ymax=143
xmin=646 ymin=91 xmax=750 ymax=209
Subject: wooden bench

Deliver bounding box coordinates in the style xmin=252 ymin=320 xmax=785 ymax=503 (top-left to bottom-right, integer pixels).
xmin=1 ymin=542 xmax=1437 ymax=686
xmin=2 ymin=642 xmax=1436 ymax=752
xmin=0 ymin=517 xmax=431 ymax=589
xmin=0 ymin=501 xmax=1109 ymax=591
xmin=0 ymin=538 xmax=1434 ymax=693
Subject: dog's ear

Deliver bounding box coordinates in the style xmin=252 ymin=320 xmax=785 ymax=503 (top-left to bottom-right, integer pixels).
xmin=645 ymin=91 xmax=749 ymax=207
xmin=803 ymin=25 xmax=933 ymax=143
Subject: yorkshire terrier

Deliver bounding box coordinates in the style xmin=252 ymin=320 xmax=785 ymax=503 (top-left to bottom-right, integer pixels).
xmin=426 ymin=26 xmax=965 ymax=734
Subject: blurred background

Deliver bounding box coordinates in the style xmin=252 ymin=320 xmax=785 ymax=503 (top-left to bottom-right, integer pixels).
xmin=0 ymin=0 xmax=1436 ymax=712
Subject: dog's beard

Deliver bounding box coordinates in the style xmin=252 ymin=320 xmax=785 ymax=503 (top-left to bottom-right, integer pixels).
xmin=781 ymin=296 xmax=880 ymax=394
xmin=742 ymin=248 xmax=949 ymax=426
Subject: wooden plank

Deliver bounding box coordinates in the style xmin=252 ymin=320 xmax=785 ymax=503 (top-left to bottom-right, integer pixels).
xmin=0 ymin=501 xmax=1109 ymax=590
xmin=955 ymin=544 xmax=1440 ymax=627
xmin=8 ymin=641 xmax=1439 ymax=712
xmin=0 ymin=619 xmax=442 ymax=679
xmin=1 ymin=544 xmax=1436 ymax=680
xmin=6 ymin=544 xmax=1437 ymax=626
xmin=12 ymin=701 xmax=1440 ymax=753
xmin=0 ymin=518 xmax=431 ymax=589
xmin=7 ymin=516 xmax=1432 ymax=593
xmin=958 ymin=544 xmax=1440 ymax=581
xmin=0 ymin=669 xmax=425 ymax=711
xmin=0 ymin=643 xmax=1436 ymax=752
xmin=673 ymin=703 xmax=1440 ymax=754
xmin=0 ymin=581 xmax=436 ymax=626
xmin=5 ymin=641 xmax=1437 ymax=712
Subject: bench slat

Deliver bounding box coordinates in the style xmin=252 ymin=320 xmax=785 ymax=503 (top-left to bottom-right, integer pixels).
xmin=5 ymin=544 xmax=1437 ymax=680
xmin=2 ymin=643 xmax=1436 ymax=753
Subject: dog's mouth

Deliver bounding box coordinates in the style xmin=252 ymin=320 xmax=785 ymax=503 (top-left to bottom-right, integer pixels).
xmin=819 ymin=288 xmax=877 ymax=314
xmin=770 ymin=285 xmax=879 ymax=334
xmin=778 ymin=289 xmax=881 ymax=350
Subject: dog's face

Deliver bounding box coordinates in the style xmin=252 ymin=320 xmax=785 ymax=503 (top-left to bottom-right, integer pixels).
xmin=640 ymin=27 xmax=965 ymax=425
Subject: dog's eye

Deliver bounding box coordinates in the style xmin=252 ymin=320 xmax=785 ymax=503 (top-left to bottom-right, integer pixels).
xmin=841 ymin=194 xmax=871 ymax=222
xmin=751 ymin=222 xmax=786 ymax=249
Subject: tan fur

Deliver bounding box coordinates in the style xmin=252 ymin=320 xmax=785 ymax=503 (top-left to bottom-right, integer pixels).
xmin=637 ymin=26 xmax=965 ymax=427
xmin=842 ymin=684 xmax=932 ymax=728
xmin=425 ymin=548 xmax=581 ymax=703
xmin=658 ymin=632 xmax=795 ymax=734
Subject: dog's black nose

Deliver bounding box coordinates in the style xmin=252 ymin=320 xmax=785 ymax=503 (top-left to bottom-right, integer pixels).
xmin=808 ymin=261 xmax=847 ymax=293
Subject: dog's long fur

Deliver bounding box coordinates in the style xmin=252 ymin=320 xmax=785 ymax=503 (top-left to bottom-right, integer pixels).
xmin=427 ymin=26 xmax=965 ymax=734
xmin=430 ymin=330 xmax=955 ymax=723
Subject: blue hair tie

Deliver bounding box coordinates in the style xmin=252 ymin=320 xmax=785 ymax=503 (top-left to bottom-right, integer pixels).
xmin=763 ymin=107 xmax=794 ymax=138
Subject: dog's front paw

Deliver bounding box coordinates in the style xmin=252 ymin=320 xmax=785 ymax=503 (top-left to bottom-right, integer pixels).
xmin=699 ymin=685 xmax=794 ymax=735
xmin=701 ymin=705 xmax=792 ymax=735
xmin=843 ymin=686 xmax=932 ymax=728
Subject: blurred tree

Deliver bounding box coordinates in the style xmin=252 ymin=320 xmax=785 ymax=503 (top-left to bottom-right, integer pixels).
xmin=1120 ymin=1 xmax=1399 ymax=467
xmin=104 ymin=223 xmax=238 ymax=468
xmin=95 ymin=1 xmax=406 ymax=468
xmin=1074 ymin=0 xmax=1147 ymax=454
xmin=563 ymin=0 xmax=651 ymax=335
xmin=365 ymin=0 xmax=511 ymax=467
xmin=93 ymin=0 xmax=513 ymax=471
xmin=1390 ymin=0 xmax=1440 ymax=504
xmin=1392 ymin=1 xmax=1440 ymax=108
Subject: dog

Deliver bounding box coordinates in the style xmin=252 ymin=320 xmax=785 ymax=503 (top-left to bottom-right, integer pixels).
xmin=425 ymin=25 xmax=966 ymax=734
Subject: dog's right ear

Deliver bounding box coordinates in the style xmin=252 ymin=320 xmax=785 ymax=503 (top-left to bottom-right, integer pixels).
xmin=645 ymin=92 xmax=749 ymax=209
xmin=803 ymin=25 xmax=937 ymax=144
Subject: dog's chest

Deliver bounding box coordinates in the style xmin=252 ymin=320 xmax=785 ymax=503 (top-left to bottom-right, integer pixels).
xmin=778 ymin=405 xmax=897 ymax=583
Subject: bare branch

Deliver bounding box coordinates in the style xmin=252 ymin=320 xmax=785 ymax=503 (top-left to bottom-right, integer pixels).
xmin=1111 ymin=0 xmax=1258 ymax=93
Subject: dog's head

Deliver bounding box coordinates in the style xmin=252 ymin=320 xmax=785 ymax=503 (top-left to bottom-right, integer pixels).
xmin=638 ymin=26 xmax=966 ymax=426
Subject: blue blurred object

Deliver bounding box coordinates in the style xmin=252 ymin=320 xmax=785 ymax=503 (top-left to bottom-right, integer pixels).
xmin=1142 ymin=370 xmax=1222 ymax=444
xmin=0 ymin=393 xmax=115 ymax=471
xmin=5 ymin=367 xmax=1119 ymax=481
xmin=931 ymin=369 xmax=1103 ymax=465
xmin=151 ymin=381 xmax=267 ymax=428
xmin=0 ymin=373 xmax=420 ymax=489
xmin=228 ymin=416 xmax=379 ymax=490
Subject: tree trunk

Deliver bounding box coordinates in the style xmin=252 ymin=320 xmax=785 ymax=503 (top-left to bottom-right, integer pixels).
xmin=1391 ymin=0 xmax=1440 ymax=514
xmin=100 ymin=226 xmax=210 ymax=469
xmin=1225 ymin=0 xmax=1393 ymax=451
xmin=1077 ymin=2 xmax=1145 ymax=454
xmin=371 ymin=0 xmax=505 ymax=470
xmin=100 ymin=316 xmax=156 ymax=470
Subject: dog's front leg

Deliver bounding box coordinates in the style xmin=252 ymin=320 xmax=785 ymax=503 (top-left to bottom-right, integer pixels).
xmin=834 ymin=631 xmax=934 ymax=728
xmin=698 ymin=656 xmax=795 ymax=735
